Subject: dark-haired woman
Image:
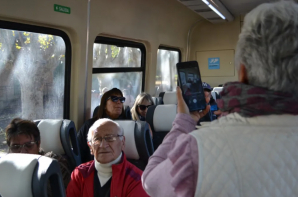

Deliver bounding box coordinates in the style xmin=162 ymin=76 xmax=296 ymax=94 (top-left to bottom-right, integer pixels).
xmin=5 ymin=118 xmax=71 ymax=196
xmin=77 ymin=88 xmax=132 ymax=163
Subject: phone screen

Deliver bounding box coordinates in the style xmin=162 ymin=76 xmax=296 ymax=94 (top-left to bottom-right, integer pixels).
xmin=176 ymin=61 xmax=206 ymax=112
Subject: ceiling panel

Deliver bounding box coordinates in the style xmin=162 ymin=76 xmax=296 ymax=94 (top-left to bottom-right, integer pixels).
xmin=220 ymin=0 xmax=274 ymax=15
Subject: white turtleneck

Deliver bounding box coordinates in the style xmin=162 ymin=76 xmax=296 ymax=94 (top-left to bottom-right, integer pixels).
xmin=94 ymin=152 xmax=122 ymax=186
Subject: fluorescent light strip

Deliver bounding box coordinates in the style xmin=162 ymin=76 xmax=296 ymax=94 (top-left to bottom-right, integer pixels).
xmin=201 ymin=0 xmax=226 ymax=20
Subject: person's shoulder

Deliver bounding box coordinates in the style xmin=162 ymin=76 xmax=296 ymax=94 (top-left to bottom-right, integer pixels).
xmin=74 ymin=160 xmax=95 ymax=178
xmin=79 ymin=118 xmax=97 ymax=131
xmin=124 ymin=160 xmax=142 ymax=182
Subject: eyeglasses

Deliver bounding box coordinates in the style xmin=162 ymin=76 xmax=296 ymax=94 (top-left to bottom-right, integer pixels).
xmin=107 ymin=96 xmax=126 ymax=103
xmin=9 ymin=141 xmax=38 ymax=153
xmin=138 ymin=105 xmax=152 ymax=111
xmin=91 ymin=134 xmax=123 ymax=147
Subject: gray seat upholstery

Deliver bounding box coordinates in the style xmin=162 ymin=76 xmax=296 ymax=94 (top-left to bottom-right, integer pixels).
xmin=158 ymin=91 xmax=177 ymax=105
xmin=115 ymin=120 xmax=154 ymax=170
xmin=34 ymin=119 xmax=81 ymax=171
xmin=0 ymin=153 xmax=65 ymax=197
xmin=146 ymin=104 xmax=177 ymax=150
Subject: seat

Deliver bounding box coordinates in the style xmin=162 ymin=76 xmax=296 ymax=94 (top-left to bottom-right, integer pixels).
xmin=93 ymin=105 xmax=132 ymax=119
xmin=213 ymin=87 xmax=223 ymax=94
xmin=152 ymin=97 xmax=162 ymax=105
xmin=211 ymin=91 xmax=216 ymax=101
xmin=0 ymin=153 xmax=65 ymax=197
xmin=115 ymin=120 xmax=154 ymax=170
xmin=158 ymin=91 xmax=177 ymax=105
xmin=146 ymin=104 xmax=177 ymax=150
xmin=34 ymin=119 xmax=81 ymax=171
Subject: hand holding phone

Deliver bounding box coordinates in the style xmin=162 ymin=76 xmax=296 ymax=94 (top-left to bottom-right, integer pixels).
xmin=176 ymin=61 xmax=206 ymax=112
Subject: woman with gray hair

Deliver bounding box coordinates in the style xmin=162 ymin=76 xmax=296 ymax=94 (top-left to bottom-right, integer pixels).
xmin=142 ymin=1 xmax=298 ymax=197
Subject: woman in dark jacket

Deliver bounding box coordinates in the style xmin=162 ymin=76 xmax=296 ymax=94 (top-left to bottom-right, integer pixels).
xmin=77 ymin=88 xmax=132 ymax=163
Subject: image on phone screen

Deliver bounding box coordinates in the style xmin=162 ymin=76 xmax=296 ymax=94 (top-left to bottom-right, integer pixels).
xmin=177 ymin=61 xmax=206 ymax=112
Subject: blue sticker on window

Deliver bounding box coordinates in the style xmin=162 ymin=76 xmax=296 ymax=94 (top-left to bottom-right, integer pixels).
xmin=208 ymin=57 xmax=220 ymax=69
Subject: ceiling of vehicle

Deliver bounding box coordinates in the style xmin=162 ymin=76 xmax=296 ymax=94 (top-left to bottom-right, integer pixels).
xmin=177 ymin=0 xmax=275 ymax=23
xmin=221 ymin=0 xmax=274 ymax=15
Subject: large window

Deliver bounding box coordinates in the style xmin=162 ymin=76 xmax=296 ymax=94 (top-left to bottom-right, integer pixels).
xmin=0 ymin=21 xmax=71 ymax=153
xmin=155 ymin=47 xmax=181 ymax=96
xmin=91 ymin=37 xmax=145 ymax=114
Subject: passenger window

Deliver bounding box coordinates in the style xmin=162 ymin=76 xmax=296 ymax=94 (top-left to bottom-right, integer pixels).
xmin=0 ymin=21 xmax=71 ymax=153
xmin=91 ymin=37 xmax=145 ymax=113
xmin=155 ymin=47 xmax=181 ymax=96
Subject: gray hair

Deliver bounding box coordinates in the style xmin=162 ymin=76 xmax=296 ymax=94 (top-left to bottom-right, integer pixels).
xmin=87 ymin=118 xmax=124 ymax=142
xmin=235 ymin=1 xmax=298 ymax=94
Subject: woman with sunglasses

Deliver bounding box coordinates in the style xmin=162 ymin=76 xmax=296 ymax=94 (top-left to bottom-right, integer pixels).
xmin=5 ymin=118 xmax=71 ymax=196
xmin=131 ymin=93 xmax=154 ymax=121
xmin=77 ymin=88 xmax=132 ymax=163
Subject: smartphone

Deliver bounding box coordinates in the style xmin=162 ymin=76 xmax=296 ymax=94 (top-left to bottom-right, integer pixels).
xmin=176 ymin=61 xmax=206 ymax=112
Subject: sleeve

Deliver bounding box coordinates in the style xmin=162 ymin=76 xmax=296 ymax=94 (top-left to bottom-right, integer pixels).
xmin=77 ymin=121 xmax=93 ymax=163
xmin=142 ymin=113 xmax=199 ymax=197
xmin=66 ymin=169 xmax=83 ymax=197
xmin=127 ymin=180 xmax=150 ymax=197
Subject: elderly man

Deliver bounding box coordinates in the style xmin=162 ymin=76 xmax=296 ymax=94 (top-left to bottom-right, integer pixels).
xmin=142 ymin=1 xmax=298 ymax=197
xmin=67 ymin=118 xmax=148 ymax=197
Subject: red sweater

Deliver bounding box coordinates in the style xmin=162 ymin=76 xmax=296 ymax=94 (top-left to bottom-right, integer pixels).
xmin=66 ymin=153 xmax=149 ymax=197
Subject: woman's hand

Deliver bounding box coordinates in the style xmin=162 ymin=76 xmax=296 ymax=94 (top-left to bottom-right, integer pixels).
xmin=214 ymin=110 xmax=222 ymax=116
xmin=176 ymin=86 xmax=210 ymax=123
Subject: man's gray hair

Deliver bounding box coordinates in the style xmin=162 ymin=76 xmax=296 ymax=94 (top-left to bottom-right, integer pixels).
xmin=235 ymin=1 xmax=298 ymax=94
xmin=87 ymin=118 xmax=124 ymax=142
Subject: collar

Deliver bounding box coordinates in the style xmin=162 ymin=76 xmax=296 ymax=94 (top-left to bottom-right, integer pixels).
xmin=94 ymin=152 xmax=122 ymax=173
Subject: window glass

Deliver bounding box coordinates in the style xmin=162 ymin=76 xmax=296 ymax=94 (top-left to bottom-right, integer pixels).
xmin=0 ymin=28 xmax=67 ymax=153
xmin=91 ymin=38 xmax=145 ymax=116
xmin=93 ymin=44 xmax=141 ymax=68
xmin=155 ymin=49 xmax=180 ymax=96
xmin=91 ymin=72 xmax=142 ymax=114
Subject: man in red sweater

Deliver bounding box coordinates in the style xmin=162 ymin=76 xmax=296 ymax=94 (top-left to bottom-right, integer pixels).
xmin=66 ymin=118 xmax=149 ymax=197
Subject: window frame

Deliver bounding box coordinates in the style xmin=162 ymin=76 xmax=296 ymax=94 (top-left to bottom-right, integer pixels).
xmin=0 ymin=20 xmax=72 ymax=118
xmin=158 ymin=46 xmax=182 ymax=63
xmin=93 ymin=36 xmax=146 ymax=91
xmin=157 ymin=46 xmax=182 ymax=89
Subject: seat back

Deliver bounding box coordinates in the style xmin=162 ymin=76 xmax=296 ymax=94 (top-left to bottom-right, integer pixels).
xmin=163 ymin=92 xmax=177 ymax=104
xmin=146 ymin=104 xmax=177 ymax=150
xmin=213 ymin=87 xmax=223 ymax=94
xmin=151 ymin=97 xmax=162 ymax=105
xmin=35 ymin=119 xmax=81 ymax=170
xmin=0 ymin=153 xmax=65 ymax=197
xmin=115 ymin=120 xmax=154 ymax=170
xmin=211 ymin=91 xmax=216 ymax=101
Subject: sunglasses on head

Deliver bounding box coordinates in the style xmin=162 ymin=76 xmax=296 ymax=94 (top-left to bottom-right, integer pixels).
xmin=107 ymin=96 xmax=126 ymax=103
xmin=138 ymin=105 xmax=152 ymax=111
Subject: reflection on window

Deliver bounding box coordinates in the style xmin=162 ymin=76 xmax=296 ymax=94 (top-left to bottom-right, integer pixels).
xmin=91 ymin=72 xmax=142 ymax=114
xmin=0 ymin=28 xmax=66 ymax=153
xmin=155 ymin=49 xmax=179 ymax=96
xmin=93 ymin=44 xmax=141 ymax=68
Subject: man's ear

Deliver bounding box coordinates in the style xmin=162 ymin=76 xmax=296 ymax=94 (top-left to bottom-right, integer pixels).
xmin=121 ymin=136 xmax=125 ymax=151
xmin=238 ymin=64 xmax=249 ymax=84
xmin=87 ymin=141 xmax=94 ymax=155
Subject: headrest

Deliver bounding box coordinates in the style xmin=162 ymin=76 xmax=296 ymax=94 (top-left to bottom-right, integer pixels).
xmin=115 ymin=121 xmax=140 ymax=160
xmin=163 ymin=92 xmax=177 ymax=104
xmin=153 ymin=105 xmax=177 ymax=132
xmin=211 ymin=91 xmax=216 ymax=101
xmin=0 ymin=154 xmax=39 ymax=197
xmin=37 ymin=120 xmax=64 ymax=155
xmin=152 ymin=97 xmax=157 ymax=105
xmin=213 ymin=87 xmax=223 ymax=94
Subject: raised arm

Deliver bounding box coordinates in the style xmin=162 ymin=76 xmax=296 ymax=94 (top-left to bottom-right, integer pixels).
xmin=142 ymin=87 xmax=210 ymax=197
